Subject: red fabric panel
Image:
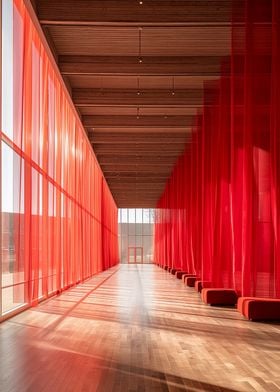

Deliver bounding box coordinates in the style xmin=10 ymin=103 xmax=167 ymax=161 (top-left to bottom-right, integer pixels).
xmin=1 ymin=0 xmax=119 ymax=307
xmin=154 ymin=0 xmax=280 ymax=299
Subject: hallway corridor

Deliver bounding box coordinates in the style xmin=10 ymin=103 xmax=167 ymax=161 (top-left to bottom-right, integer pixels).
xmin=1 ymin=265 xmax=280 ymax=392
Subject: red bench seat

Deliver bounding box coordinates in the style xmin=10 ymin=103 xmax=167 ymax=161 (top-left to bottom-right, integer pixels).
xmin=201 ymin=288 xmax=238 ymax=305
xmin=237 ymin=297 xmax=280 ymax=321
xmin=175 ymin=271 xmax=190 ymax=279
xmin=182 ymin=274 xmax=196 ymax=283
xmin=184 ymin=276 xmax=199 ymax=287
xmin=171 ymin=268 xmax=180 ymax=275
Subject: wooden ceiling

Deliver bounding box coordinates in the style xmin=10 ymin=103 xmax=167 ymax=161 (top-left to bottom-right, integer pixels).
xmin=32 ymin=0 xmax=232 ymax=208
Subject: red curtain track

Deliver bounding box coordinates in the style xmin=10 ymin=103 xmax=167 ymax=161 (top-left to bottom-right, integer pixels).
xmin=154 ymin=0 xmax=280 ymax=298
xmin=1 ymin=0 xmax=119 ymax=307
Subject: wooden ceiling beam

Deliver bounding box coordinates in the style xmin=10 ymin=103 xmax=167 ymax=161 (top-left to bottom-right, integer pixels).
xmin=101 ymin=164 xmax=175 ymax=169
xmin=105 ymin=173 xmax=169 ymax=178
xmin=118 ymin=205 xmax=157 ymax=208
xmin=95 ymin=150 xmax=184 ymax=158
xmin=95 ymin=147 xmax=185 ymax=155
xmin=107 ymin=178 xmax=167 ymax=184
xmin=101 ymin=166 xmax=174 ymax=173
xmin=98 ymin=155 xmax=178 ymax=163
xmin=36 ymin=0 xmax=232 ymax=25
xmin=88 ymin=125 xmax=192 ymax=138
xmin=110 ymin=184 xmax=165 ymax=189
xmin=60 ymin=56 xmax=223 ymax=76
xmin=74 ymin=89 xmax=202 ymax=107
xmin=89 ymin=133 xmax=189 ymax=143
xmin=84 ymin=115 xmax=193 ymax=128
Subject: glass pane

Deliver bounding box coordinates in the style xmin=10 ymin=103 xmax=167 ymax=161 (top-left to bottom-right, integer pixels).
xmin=143 ymin=223 xmax=151 ymax=235
xmin=150 ymin=209 xmax=155 ymax=224
xmin=118 ymin=239 xmax=122 ymax=262
xmin=128 ymin=209 xmax=135 ymax=223
xmin=128 ymin=248 xmax=135 ymax=263
xmin=121 ymin=209 xmax=128 ymax=223
xmin=135 ymin=209 xmax=142 ymax=223
xmin=136 ymin=248 xmax=142 ymax=263
xmin=2 ymin=284 xmax=26 ymax=314
xmin=143 ymin=236 xmax=153 ymax=263
xmin=136 ymin=222 xmax=142 ymax=235
xmin=143 ymin=209 xmax=150 ymax=223
xmin=1 ymin=0 xmax=13 ymax=140
xmin=121 ymin=223 xmax=128 ymax=235
xmin=129 ymin=222 xmax=136 ymax=235
xmin=121 ymin=236 xmax=128 ymax=262
xmin=136 ymin=236 xmax=142 ymax=247
xmin=128 ymin=235 xmax=136 ymax=246
xmin=2 ymin=142 xmax=25 ymax=289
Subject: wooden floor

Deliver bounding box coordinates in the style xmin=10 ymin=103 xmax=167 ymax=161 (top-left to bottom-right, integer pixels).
xmin=1 ymin=265 xmax=280 ymax=392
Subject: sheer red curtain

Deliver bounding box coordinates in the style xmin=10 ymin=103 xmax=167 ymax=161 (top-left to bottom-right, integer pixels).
xmin=1 ymin=0 xmax=119 ymax=311
xmin=154 ymin=0 xmax=280 ymax=298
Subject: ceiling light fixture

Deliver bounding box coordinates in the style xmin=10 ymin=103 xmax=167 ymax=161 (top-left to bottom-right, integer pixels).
xmin=137 ymin=77 xmax=141 ymax=95
xmin=172 ymin=76 xmax=175 ymax=96
xmin=138 ymin=27 xmax=143 ymax=63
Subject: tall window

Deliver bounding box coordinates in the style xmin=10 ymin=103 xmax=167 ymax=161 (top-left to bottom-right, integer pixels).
xmin=118 ymin=209 xmax=154 ymax=263
xmin=0 ymin=0 xmax=118 ymax=320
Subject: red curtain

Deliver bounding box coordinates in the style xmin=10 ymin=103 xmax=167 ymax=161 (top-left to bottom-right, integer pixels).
xmin=154 ymin=0 xmax=280 ymax=298
xmin=1 ymin=0 xmax=118 ymax=311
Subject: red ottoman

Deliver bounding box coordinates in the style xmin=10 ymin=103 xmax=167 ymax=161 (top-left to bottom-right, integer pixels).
xmin=182 ymin=274 xmax=196 ymax=283
xmin=195 ymin=280 xmax=212 ymax=293
xmin=237 ymin=297 xmax=280 ymax=321
xmin=175 ymin=271 xmax=189 ymax=279
xmin=185 ymin=276 xmax=198 ymax=287
xmin=201 ymin=288 xmax=238 ymax=305
xmin=171 ymin=268 xmax=180 ymax=275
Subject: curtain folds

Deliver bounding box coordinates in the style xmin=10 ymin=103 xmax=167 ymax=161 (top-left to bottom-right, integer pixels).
xmin=1 ymin=0 xmax=119 ymax=310
xmin=154 ymin=0 xmax=280 ymax=298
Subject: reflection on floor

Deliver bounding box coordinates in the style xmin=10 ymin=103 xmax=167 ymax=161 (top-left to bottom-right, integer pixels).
xmin=1 ymin=264 xmax=280 ymax=391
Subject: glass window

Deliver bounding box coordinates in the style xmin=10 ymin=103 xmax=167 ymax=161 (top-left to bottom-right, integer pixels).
xmin=2 ymin=142 xmax=26 ymax=313
xmin=1 ymin=0 xmax=14 ymax=140
xmin=118 ymin=208 xmax=154 ymax=264
xmin=143 ymin=209 xmax=150 ymax=223
xmin=121 ymin=209 xmax=127 ymax=223
xmin=135 ymin=209 xmax=142 ymax=223
xmin=128 ymin=209 xmax=135 ymax=223
xmin=150 ymin=210 xmax=155 ymax=224
xmin=2 ymin=284 xmax=26 ymax=314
